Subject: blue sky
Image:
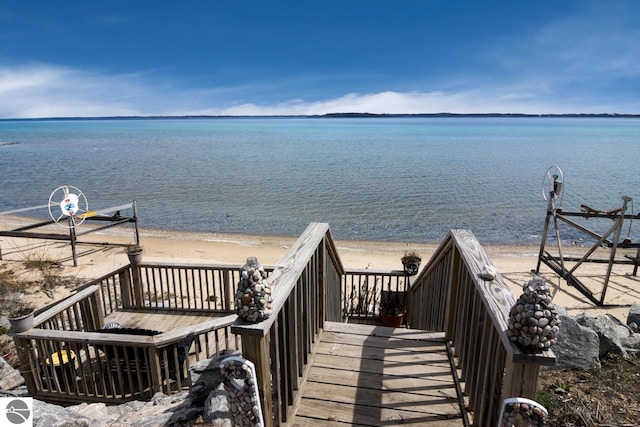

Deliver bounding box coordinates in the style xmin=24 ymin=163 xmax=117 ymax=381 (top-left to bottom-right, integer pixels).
xmin=1 ymin=1 xmax=639 ymax=118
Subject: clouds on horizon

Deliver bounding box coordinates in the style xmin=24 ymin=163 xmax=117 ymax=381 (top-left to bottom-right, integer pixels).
xmin=1 ymin=61 xmax=637 ymax=119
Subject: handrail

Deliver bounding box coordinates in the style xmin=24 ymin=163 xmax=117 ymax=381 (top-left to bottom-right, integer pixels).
xmin=231 ymin=222 xmax=343 ymax=426
xmin=408 ymin=229 xmax=555 ymax=426
xmin=18 ymin=314 xmax=237 ymax=346
xmin=33 ymin=285 xmax=101 ymax=327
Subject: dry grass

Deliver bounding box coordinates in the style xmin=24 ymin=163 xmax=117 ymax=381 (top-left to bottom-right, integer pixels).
xmin=1 ymin=257 xmax=85 ymax=362
xmin=537 ymin=355 xmax=640 ymax=426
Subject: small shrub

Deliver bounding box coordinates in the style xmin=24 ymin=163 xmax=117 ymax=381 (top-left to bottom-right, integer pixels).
xmin=534 ymin=389 xmax=555 ymax=411
xmin=7 ymin=302 xmax=35 ymax=319
xmin=401 ymin=250 xmax=422 ymax=263
xmin=19 ymin=246 xmax=61 ymax=271
xmin=552 ymin=379 xmax=572 ymax=393
xmin=126 ymin=244 xmax=143 ymax=255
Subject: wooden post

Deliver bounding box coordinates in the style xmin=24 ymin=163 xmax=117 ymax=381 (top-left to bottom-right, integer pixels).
xmin=119 ymin=270 xmax=133 ymax=308
xmin=443 ymin=249 xmax=461 ymax=340
xmin=223 ymin=270 xmax=233 ymax=311
xmin=90 ymin=290 xmax=105 ymax=329
xmin=147 ymin=346 xmax=163 ymax=396
xmin=501 ymin=360 xmax=540 ymax=400
xmin=69 ymin=221 xmax=78 ymax=267
xmin=132 ymin=200 xmax=140 ymax=246
xmin=318 ymin=239 xmax=326 ymax=329
xmin=131 ymin=266 xmax=144 ymax=308
xmin=12 ymin=337 xmax=37 ymax=395
xmin=241 ymin=334 xmax=273 ymax=427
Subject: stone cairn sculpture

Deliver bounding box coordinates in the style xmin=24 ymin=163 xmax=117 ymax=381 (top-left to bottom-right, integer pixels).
xmin=235 ymin=257 xmax=272 ymax=323
xmin=500 ymin=398 xmax=548 ymax=427
xmin=507 ymin=277 xmax=561 ymax=351
xmin=220 ymin=356 xmax=264 ymax=427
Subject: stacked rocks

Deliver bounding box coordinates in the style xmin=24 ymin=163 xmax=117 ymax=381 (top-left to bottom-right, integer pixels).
xmin=501 ymin=399 xmax=547 ymax=427
xmin=508 ymin=278 xmax=561 ymax=351
xmin=235 ymin=257 xmax=272 ymax=323
xmin=220 ymin=357 xmax=262 ymax=427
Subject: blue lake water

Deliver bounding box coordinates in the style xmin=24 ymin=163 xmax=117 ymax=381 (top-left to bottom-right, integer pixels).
xmin=1 ymin=117 xmax=639 ymax=245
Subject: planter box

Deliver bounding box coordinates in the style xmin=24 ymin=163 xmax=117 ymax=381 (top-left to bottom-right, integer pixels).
xmin=8 ymin=311 xmax=34 ymax=333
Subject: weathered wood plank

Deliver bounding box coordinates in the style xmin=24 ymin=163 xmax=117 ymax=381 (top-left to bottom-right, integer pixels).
xmin=319 ymin=331 xmax=447 ymax=352
xmin=314 ymin=343 xmax=448 ymax=368
xmin=292 ymin=322 xmax=464 ymax=426
xmin=294 ymin=398 xmax=463 ymax=426
xmin=324 ymin=322 xmax=446 ymax=341
xmin=102 ymin=309 xmax=226 ymax=333
xmin=306 ymin=366 xmax=457 ymax=397
xmin=300 ymin=381 xmax=460 ymax=415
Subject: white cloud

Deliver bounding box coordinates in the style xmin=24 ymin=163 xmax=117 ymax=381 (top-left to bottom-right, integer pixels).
xmin=0 ymin=64 xmax=147 ymax=118
xmin=204 ymin=89 xmax=618 ymax=116
xmin=0 ymin=60 xmax=638 ymax=119
xmin=487 ymin=3 xmax=640 ymax=96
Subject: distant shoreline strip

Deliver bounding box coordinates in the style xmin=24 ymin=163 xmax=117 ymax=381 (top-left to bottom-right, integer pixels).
xmin=2 ymin=113 xmax=640 ymax=121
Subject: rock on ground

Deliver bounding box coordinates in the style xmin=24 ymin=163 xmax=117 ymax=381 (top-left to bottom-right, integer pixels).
xmin=551 ymin=313 xmax=601 ymax=370
xmin=0 ymin=355 xmax=25 ymax=391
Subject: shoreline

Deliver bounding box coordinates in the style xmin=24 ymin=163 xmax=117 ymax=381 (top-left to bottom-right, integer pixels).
xmin=0 ymin=215 xmax=543 ymax=270
xmin=1 ymin=215 xmax=638 ymax=322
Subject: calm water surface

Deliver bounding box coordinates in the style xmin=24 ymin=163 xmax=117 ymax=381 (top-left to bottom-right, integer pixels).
xmin=1 ymin=117 xmax=639 ymax=245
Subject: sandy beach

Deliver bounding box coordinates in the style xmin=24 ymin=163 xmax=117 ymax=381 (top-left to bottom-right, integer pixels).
xmin=1 ymin=215 xmax=639 ymax=323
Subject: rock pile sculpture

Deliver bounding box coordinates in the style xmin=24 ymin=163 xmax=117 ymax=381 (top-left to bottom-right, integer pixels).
xmin=500 ymin=397 xmax=547 ymax=427
xmin=220 ymin=356 xmax=263 ymax=427
xmin=508 ymin=277 xmax=561 ymax=351
xmin=235 ymin=257 xmax=272 ymax=323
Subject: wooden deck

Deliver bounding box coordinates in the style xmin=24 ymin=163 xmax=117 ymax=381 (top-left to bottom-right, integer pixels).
xmin=103 ymin=308 xmax=228 ymax=332
xmin=292 ymin=322 xmax=466 ymax=426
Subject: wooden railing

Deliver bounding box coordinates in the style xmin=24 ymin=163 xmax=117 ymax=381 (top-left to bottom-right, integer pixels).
xmin=12 ymin=265 xmax=243 ymax=404
xmin=135 ymin=263 xmax=263 ymax=311
xmin=73 ymin=262 xmax=274 ymax=315
xmin=342 ymin=269 xmax=409 ymax=321
xmin=408 ymin=229 xmax=556 ymax=426
xmin=231 ymin=223 xmax=343 ymax=427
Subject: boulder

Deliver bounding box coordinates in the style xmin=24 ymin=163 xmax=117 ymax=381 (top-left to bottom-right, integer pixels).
xmin=29 ymin=351 xmax=246 ymax=427
xmin=550 ymin=313 xmax=601 ymax=370
xmin=620 ymin=334 xmax=640 ymax=355
xmin=71 ymin=402 xmax=124 ymax=426
xmin=33 ymin=400 xmax=102 ymax=427
xmin=575 ymin=313 xmax=630 ymax=358
xmin=628 ymin=303 xmax=640 ymax=332
xmin=0 ymin=355 xmax=25 ymax=391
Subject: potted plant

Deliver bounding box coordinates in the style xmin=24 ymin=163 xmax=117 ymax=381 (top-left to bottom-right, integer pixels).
xmin=7 ymin=302 xmax=35 ymax=333
xmin=126 ymin=244 xmax=144 ymax=264
xmin=380 ymin=296 xmax=407 ymax=328
xmin=401 ymin=250 xmax=422 ymax=275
